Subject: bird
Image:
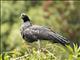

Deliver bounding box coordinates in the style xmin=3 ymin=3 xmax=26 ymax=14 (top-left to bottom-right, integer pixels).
xmin=20 ymin=13 xmax=70 ymax=46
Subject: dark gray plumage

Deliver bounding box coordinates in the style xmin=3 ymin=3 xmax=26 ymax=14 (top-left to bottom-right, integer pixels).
xmin=20 ymin=13 xmax=70 ymax=46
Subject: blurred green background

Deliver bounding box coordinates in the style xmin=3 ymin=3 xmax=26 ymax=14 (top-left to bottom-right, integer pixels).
xmin=1 ymin=0 xmax=80 ymax=60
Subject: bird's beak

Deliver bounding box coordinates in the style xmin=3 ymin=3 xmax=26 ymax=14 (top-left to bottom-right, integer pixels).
xmin=20 ymin=13 xmax=26 ymax=19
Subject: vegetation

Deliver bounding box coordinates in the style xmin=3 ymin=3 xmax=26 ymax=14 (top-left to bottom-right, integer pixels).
xmin=1 ymin=1 xmax=80 ymax=60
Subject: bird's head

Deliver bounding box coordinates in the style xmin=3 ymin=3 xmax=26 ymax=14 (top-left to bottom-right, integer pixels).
xmin=21 ymin=13 xmax=30 ymax=22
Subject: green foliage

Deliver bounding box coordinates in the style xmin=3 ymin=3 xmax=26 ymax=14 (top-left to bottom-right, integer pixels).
xmin=1 ymin=1 xmax=80 ymax=60
xmin=1 ymin=44 xmax=80 ymax=60
xmin=66 ymin=44 xmax=80 ymax=60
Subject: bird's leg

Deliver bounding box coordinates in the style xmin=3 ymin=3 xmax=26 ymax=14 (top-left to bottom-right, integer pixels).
xmin=37 ymin=39 xmax=40 ymax=53
xmin=37 ymin=39 xmax=41 ymax=59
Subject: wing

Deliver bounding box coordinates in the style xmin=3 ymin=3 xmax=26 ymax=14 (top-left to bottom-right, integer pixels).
xmin=22 ymin=25 xmax=51 ymax=41
xmin=23 ymin=25 xmax=70 ymax=45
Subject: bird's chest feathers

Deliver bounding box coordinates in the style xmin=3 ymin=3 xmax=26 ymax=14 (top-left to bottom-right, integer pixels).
xmin=24 ymin=28 xmax=40 ymax=37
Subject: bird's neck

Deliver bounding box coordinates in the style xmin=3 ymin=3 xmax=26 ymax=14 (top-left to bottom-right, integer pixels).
xmin=24 ymin=21 xmax=32 ymax=27
xmin=23 ymin=20 xmax=30 ymax=22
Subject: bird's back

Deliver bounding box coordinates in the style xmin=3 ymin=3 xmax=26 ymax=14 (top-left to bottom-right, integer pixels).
xmin=21 ymin=24 xmax=70 ymax=45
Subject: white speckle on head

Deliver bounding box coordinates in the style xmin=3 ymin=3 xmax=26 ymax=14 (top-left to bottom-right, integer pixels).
xmin=21 ymin=13 xmax=26 ymax=17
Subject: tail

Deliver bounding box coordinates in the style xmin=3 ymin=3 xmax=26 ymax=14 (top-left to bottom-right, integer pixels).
xmin=49 ymin=32 xmax=70 ymax=46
